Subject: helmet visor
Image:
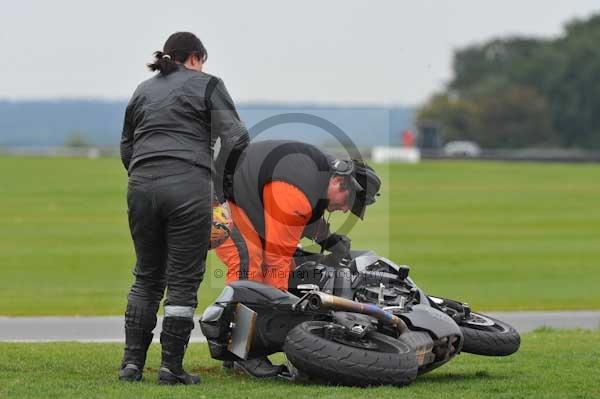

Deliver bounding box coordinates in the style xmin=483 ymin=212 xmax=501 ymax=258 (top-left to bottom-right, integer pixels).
xmin=348 ymin=162 xmax=380 ymax=219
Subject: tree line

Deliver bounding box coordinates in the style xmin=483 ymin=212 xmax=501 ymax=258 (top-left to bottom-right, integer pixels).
xmin=418 ymin=13 xmax=600 ymax=149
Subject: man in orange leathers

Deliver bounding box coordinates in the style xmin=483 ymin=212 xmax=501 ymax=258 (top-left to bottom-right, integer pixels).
xmin=214 ymin=140 xmax=381 ymax=377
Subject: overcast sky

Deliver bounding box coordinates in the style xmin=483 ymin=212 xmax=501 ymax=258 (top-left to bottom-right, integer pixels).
xmin=1 ymin=1 xmax=599 ymax=106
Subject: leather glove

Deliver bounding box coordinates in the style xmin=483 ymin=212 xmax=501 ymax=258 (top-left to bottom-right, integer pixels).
xmin=222 ymin=173 xmax=235 ymax=201
xmin=319 ymin=233 xmax=351 ymax=257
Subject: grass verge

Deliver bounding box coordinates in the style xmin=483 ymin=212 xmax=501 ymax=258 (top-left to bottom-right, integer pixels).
xmin=0 ymin=329 xmax=598 ymax=399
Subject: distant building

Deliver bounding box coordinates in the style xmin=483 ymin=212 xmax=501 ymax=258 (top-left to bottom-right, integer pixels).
xmin=417 ymin=121 xmax=442 ymax=149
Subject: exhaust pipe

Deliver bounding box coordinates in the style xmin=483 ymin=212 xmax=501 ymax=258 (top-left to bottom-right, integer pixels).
xmin=306 ymin=292 xmax=408 ymax=334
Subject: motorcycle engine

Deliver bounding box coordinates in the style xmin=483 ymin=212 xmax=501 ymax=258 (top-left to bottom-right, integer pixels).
xmin=352 ymin=258 xmax=415 ymax=307
xmin=355 ymin=284 xmax=413 ymax=307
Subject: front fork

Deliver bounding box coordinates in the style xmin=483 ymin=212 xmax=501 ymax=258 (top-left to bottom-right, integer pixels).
xmin=427 ymin=295 xmax=472 ymax=322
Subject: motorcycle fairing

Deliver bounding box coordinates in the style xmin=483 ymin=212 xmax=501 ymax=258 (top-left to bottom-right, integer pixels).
xmin=400 ymin=304 xmax=464 ymax=341
xmin=201 ymin=281 xmax=316 ymax=360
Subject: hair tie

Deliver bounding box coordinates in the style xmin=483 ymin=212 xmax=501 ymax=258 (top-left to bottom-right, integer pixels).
xmin=162 ymin=54 xmax=171 ymax=60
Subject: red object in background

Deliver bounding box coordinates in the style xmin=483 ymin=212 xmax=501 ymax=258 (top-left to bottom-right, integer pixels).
xmin=402 ymin=130 xmax=415 ymax=148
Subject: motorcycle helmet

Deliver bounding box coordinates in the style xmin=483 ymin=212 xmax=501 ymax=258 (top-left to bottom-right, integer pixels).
xmin=330 ymin=157 xmax=381 ymax=219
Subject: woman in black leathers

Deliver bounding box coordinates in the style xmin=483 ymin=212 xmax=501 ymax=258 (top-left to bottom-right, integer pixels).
xmin=118 ymin=32 xmax=249 ymax=385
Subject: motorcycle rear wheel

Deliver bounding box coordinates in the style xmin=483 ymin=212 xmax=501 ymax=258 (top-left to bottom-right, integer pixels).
xmin=283 ymin=321 xmax=418 ymax=386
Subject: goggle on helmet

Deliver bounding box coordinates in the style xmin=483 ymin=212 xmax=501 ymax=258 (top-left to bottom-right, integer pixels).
xmin=330 ymin=158 xmax=381 ymax=219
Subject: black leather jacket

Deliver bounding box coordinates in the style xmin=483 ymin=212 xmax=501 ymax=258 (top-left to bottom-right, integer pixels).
xmin=120 ymin=64 xmax=249 ymax=194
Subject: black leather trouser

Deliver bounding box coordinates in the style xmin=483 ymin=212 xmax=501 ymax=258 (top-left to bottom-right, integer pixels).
xmin=125 ymin=161 xmax=211 ymax=312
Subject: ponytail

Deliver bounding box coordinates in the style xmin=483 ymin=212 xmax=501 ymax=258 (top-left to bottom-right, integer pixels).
xmin=146 ymin=32 xmax=208 ymax=76
xmin=147 ymin=51 xmax=179 ymax=75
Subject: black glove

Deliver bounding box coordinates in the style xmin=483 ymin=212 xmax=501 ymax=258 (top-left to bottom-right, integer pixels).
xmin=222 ymin=173 xmax=235 ymax=201
xmin=319 ymin=233 xmax=351 ymax=257
xmin=212 ymin=170 xmax=234 ymax=203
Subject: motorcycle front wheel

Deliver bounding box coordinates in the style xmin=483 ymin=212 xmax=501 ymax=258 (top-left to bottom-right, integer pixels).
xmin=459 ymin=312 xmax=521 ymax=356
xmin=283 ymin=321 xmax=418 ymax=386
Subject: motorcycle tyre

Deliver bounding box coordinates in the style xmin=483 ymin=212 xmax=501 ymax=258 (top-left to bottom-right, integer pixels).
xmin=283 ymin=321 xmax=418 ymax=387
xmin=459 ymin=313 xmax=521 ymax=356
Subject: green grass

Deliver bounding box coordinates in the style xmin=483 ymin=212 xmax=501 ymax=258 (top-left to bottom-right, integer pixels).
xmin=0 ymin=329 xmax=598 ymax=398
xmin=0 ymin=156 xmax=599 ymax=315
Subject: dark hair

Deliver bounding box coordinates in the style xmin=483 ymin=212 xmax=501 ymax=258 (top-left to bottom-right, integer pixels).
xmin=147 ymin=32 xmax=208 ymax=75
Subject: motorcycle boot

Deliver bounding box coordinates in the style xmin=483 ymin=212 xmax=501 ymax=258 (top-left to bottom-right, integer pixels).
xmin=119 ymin=302 xmax=158 ymax=382
xmin=222 ymin=360 xmax=234 ymax=370
xmin=158 ymin=316 xmax=201 ymax=385
xmin=234 ymin=356 xmax=285 ymax=378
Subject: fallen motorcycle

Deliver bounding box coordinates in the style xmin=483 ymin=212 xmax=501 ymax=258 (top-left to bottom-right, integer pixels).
xmin=200 ymin=245 xmax=520 ymax=386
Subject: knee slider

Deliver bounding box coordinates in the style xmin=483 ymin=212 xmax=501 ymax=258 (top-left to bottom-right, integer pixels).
xmin=125 ymin=301 xmax=159 ymax=330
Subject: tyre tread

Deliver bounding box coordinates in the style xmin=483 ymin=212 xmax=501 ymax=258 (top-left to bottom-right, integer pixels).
xmin=284 ymin=321 xmax=419 ymax=386
xmin=460 ymin=315 xmax=521 ymax=356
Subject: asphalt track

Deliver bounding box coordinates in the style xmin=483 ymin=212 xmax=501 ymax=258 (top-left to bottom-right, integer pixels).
xmin=1 ymin=311 xmax=599 ymax=342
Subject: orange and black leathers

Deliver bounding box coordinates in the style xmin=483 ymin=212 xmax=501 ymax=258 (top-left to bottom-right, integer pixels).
xmin=216 ymin=181 xmax=312 ymax=289
xmin=215 ymin=140 xmax=333 ymax=290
